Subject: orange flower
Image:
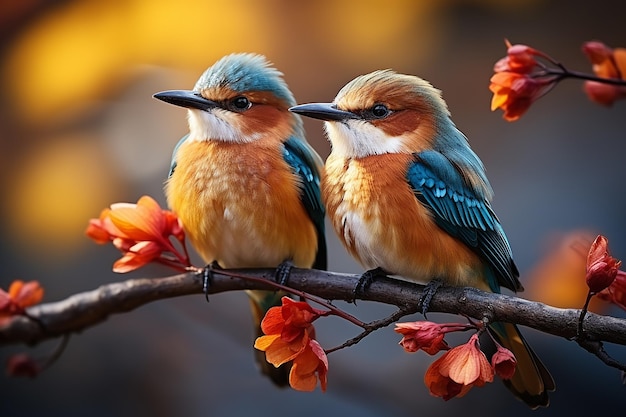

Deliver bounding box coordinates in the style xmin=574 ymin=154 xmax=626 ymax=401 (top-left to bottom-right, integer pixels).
xmin=492 ymin=39 xmax=626 ymax=117
xmin=586 ymin=235 xmax=621 ymax=294
xmin=582 ymin=41 xmax=626 ymax=106
xmin=86 ymin=195 xmax=190 ymax=272
xmin=395 ymin=321 xmax=470 ymax=355
xmin=424 ymin=334 xmax=494 ymax=400
xmin=254 ymin=297 xmax=328 ymax=392
xmin=85 ymin=208 xmax=117 ymax=244
xmin=0 ymin=280 xmax=44 ymax=326
xmin=289 ymin=336 xmax=328 ymax=392
xmin=490 ymin=72 xmax=554 ymax=121
xmin=582 ymin=41 xmax=625 ymax=79
xmin=490 ymin=39 xmax=563 ymax=121
xmin=491 ymin=344 xmax=517 ymax=380
xmin=107 ymin=196 xmax=184 ymax=243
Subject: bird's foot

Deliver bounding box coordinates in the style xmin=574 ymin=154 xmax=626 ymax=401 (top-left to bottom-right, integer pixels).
xmin=275 ymin=260 xmax=294 ymax=286
xmin=353 ymin=267 xmax=388 ymax=303
xmin=201 ymin=261 xmax=222 ymax=302
xmin=418 ymin=278 xmax=443 ymax=317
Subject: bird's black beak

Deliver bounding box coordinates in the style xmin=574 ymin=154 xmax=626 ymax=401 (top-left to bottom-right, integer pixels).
xmin=153 ymin=90 xmax=218 ymax=112
xmin=289 ymin=103 xmax=358 ymax=121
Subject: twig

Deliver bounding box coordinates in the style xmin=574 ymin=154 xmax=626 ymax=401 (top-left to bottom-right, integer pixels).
xmin=325 ymin=306 xmax=417 ymax=354
xmin=577 ymin=337 xmax=626 ymax=372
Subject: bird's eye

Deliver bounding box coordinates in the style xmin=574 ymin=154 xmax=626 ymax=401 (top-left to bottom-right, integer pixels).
xmin=229 ymin=96 xmax=251 ymax=112
xmin=370 ymin=103 xmax=390 ymax=119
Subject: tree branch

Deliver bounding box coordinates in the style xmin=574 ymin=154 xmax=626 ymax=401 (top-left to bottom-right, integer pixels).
xmin=2 ymin=267 xmax=626 ymax=352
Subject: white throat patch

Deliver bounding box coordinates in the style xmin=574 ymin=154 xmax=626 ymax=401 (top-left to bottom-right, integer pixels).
xmin=324 ymin=120 xmax=405 ymax=158
xmin=186 ymin=109 xmax=259 ymax=143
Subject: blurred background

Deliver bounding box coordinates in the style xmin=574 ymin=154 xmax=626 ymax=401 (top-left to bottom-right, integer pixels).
xmin=1 ymin=0 xmax=625 ymax=415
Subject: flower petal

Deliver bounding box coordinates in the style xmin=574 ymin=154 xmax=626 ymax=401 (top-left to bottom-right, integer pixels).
xmin=289 ymin=338 xmax=328 ymax=392
xmin=440 ymin=335 xmax=494 ymax=386
xmin=492 ymin=345 xmax=517 ymax=380
xmin=6 ymin=353 xmax=41 ymax=378
xmin=263 ymin=335 xmax=306 ymax=367
xmin=260 ymin=306 xmax=286 ymax=335
xmin=9 ymin=280 xmax=44 ymax=309
xmin=254 ymin=334 xmax=281 ymax=351
xmin=424 ymin=354 xmax=470 ymax=400
xmin=106 ymin=196 xmax=170 ymax=241
xmin=0 ymin=288 xmax=11 ymax=311
xmin=85 ymin=216 xmax=113 ymax=244
xmin=587 ymin=235 xmax=609 ymax=266
xmin=395 ymin=321 xmax=451 ymax=355
xmin=586 ymin=235 xmax=620 ymax=293
xmin=107 ymin=206 xmax=163 ymax=241
xmin=598 ymin=270 xmax=626 ymax=311
xmin=112 ymin=252 xmax=153 ymax=273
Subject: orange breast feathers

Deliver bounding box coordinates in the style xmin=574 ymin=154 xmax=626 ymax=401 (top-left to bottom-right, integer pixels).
xmin=165 ymin=139 xmax=318 ymax=269
xmin=322 ymin=153 xmax=488 ymax=289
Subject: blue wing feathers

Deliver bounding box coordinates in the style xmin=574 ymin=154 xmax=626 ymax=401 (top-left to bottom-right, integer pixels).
xmin=283 ymin=137 xmax=327 ymax=270
xmin=408 ymin=150 xmax=521 ymax=293
xmin=168 ymin=134 xmax=189 ymax=178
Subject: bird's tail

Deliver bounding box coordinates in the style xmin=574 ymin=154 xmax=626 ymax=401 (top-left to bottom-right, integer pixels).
xmin=247 ymin=289 xmax=291 ymax=386
xmin=488 ymin=322 xmax=555 ymax=409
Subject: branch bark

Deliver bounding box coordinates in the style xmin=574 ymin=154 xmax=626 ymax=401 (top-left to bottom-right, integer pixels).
xmin=2 ymin=267 xmax=626 ymax=350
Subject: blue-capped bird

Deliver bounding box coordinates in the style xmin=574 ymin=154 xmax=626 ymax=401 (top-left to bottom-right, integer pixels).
xmin=153 ymin=53 xmax=326 ymax=385
xmin=290 ymin=70 xmax=554 ymax=408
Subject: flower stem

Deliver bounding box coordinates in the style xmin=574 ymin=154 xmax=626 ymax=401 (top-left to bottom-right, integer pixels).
xmin=158 ymin=236 xmax=191 ymax=267
xmin=544 ymin=67 xmax=626 ymax=86
xmin=212 ymin=269 xmax=367 ymax=328
xmin=578 ymin=290 xmax=594 ymax=338
xmin=156 ymin=256 xmax=193 ymax=272
xmin=325 ymin=306 xmax=414 ymax=354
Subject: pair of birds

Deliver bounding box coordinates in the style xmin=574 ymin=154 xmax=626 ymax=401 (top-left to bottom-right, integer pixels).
xmin=153 ymin=53 xmax=554 ymax=408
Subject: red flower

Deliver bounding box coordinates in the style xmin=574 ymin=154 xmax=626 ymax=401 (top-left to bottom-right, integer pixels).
xmin=424 ymin=334 xmax=494 ymax=401
xmin=0 ymin=280 xmax=44 ymax=326
xmin=395 ymin=321 xmax=469 ymax=355
xmin=583 ymin=82 xmax=626 ymax=107
xmin=493 ymin=39 xmax=544 ymax=74
xmin=491 ymin=344 xmax=517 ymax=380
xmin=598 ymin=270 xmax=626 ymax=311
xmin=6 ymin=353 xmax=41 ymax=378
xmin=86 ymin=195 xmax=190 ymax=272
xmin=489 ymin=72 xmax=554 ymax=121
xmin=582 ymin=41 xmax=626 ymax=106
xmin=583 ymin=41 xmax=614 ymax=67
xmin=254 ymin=297 xmax=328 ymax=392
xmin=586 ymin=235 xmax=621 ymax=293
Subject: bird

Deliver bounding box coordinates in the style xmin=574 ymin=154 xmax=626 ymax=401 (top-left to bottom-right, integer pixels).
xmin=290 ymin=69 xmax=554 ymax=408
xmin=153 ymin=53 xmax=326 ymax=386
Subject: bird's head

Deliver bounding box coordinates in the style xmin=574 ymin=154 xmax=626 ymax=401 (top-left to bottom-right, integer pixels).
xmin=290 ymin=70 xmax=455 ymax=158
xmin=154 ymin=53 xmax=301 ymax=143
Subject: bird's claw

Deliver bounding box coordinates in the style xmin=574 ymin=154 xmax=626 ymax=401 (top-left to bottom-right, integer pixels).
xmin=353 ymin=267 xmax=387 ymax=303
xmin=418 ymin=278 xmax=443 ymax=317
xmin=275 ymin=260 xmax=294 ymax=286
xmin=201 ymin=261 xmax=222 ymax=302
